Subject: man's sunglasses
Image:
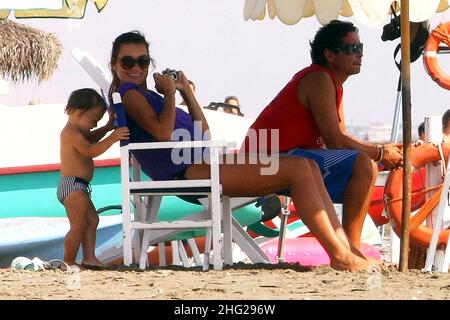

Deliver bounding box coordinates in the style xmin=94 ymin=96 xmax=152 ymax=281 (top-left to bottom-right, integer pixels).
xmin=119 ymin=55 xmax=151 ymax=70
xmin=334 ymin=43 xmax=364 ymax=55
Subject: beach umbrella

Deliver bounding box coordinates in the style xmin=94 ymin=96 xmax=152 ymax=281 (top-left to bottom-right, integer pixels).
xmin=244 ymin=0 xmax=448 ymax=25
xmin=244 ymin=0 xmax=450 ymax=271
xmin=0 ymin=0 xmax=108 ymax=19
xmin=0 ymin=19 xmax=62 ymax=83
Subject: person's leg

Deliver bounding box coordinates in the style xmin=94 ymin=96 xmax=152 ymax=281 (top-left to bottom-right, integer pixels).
xmin=308 ymin=159 xmax=380 ymax=264
xmin=80 ymin=200 xmax=104 ymax=267
xmin=63 ymin=190 xmax=89 ymax=266
xmin=342 ymin=152 xmax=378 ymax=248
xmin=282 ymin=148 xmax=359 ymax=250
xmin=287 ymin=148 xmax=377 ymax=249
xmin=186 ymin=154 xmax=370 ymax=271
xmin=307 ymin=158 xmax=352 ymax=250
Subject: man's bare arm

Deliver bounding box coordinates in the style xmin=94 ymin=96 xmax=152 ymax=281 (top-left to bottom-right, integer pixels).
xmin=299 ymin=71 xmax=402 ymax=168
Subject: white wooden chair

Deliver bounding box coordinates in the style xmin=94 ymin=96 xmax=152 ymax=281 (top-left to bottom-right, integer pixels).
xmin=121 ymin=139 xmax=227 ymax=270
xmin=112 ymin=92 xmax=225 ymax=270
xmin=121 ymin=151 xmax=270 ymax=270
xmin=114 ymin=94 xmax=269 ymax=270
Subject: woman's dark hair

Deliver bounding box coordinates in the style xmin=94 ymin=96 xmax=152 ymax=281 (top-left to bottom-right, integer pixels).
xmin=310 ymin=20 xmax=359 ymax=66
xmin=108 ymin=30 xmax=155 ymax=102
xmin=65 ymin=88 xmax=106 ymax=114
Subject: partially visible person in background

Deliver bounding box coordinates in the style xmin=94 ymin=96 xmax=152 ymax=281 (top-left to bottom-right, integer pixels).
xmin=415 ymin=121 xmax=425 ymax=145
xmin=28 ymin=99 xmax=42 ymax=105
xmin=180 ymin=80 xmax=196 ymax=106
xmin=442 ymin=110 xmax=450 ymax=143
xmin=224 ymin=95 xmax=243 ymax=116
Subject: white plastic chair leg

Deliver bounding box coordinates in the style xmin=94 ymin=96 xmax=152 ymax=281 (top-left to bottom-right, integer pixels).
xmin=232 ymin=218 xmax=269 ymax=263
xmin=171 ymin=241 xmax=181 ymax=266
xmin=210 ymin=196 xmax=223 ymax=270
xmin=222 ymin=196 xmax=233 ymax=265
xmin=178 ymin=241 xmax=190 ymax=267
xmin=424 ymin=158 xmax=450 ymax=272
xmin=203 ymin=228 xmax=212 ymax=271
xmin=186 ymin=238 xmax=202 ymax=266
xmin=139 ymin=230 xmax=151 ymax=269
xmin=158 ymin=243 xmax=166 ymax=267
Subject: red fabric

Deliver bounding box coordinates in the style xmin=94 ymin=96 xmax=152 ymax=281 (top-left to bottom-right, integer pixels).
xmin=242 ymin=64 xmax=343 ymax=152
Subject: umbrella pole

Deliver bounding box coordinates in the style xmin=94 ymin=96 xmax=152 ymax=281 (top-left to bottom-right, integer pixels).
xmin=399 ymin=0 xmax=412 ymax=272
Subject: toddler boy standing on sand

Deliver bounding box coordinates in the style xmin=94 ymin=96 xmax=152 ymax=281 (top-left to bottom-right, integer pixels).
xmin=57 ymin=88 xmax=129 ymax=268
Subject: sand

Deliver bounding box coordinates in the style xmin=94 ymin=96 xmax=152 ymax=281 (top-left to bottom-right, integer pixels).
xmin=2 ymin=262 xmax=450 ymax=300
xmin=2 ymin=226 xmax=450 ymax=301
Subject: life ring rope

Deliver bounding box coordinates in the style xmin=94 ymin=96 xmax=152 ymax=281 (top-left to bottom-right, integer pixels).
xmin=384 ymin=142 xmax=450 ymax=248
xmin=409 ymin=186 xmax=442 ymax=232
xmin=438 ymin=142 xmax=447 ymax=175
xmin=431 ymin=23 xmax=450 ymax=48
xmin=385 ymin=182 xmax=441 ymax=204
xmin=384 ymin=182 xmax=442 ymax=232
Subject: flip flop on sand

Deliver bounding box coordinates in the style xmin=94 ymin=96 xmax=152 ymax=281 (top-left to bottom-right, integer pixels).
xmin=46 ymin=260 xmax=74 ymax=272
xmin=10 ymin=257 xmax=73 ymax=272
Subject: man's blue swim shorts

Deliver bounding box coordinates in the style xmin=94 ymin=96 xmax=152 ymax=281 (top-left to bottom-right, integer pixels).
xmin=284 ymin=148 xmax=358 ymax=203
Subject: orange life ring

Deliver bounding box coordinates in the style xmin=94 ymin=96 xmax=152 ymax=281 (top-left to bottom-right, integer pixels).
xmin=423 ymin=22 xmax=450 ymax=90
xmin=384 ymin=142 xmax=450 ymax=248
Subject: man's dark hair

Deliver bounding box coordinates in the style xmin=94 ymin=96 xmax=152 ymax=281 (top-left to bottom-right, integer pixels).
xmin=310 ymin=20 xmax=359 ymax=66
xmin=443 ymin=109 xmax=450 ymax=132
xmin=224 ymin=95 xmax=239 ymax=105
xmin=65 ymin=88 xmax=106 ymax=114
xmin=418 ymin=121 xmax=425 ymax=137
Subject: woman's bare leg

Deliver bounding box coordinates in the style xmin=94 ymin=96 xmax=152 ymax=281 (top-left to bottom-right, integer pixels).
xmin=186 ymin=154 xmax=370 ymax=271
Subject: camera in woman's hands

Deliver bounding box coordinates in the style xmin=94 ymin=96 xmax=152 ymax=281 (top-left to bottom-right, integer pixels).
xmin=162 ymin=69 xmax=178 ymax=81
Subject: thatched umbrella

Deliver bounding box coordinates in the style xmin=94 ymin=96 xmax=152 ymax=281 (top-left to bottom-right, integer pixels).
xmin=0 ymin=19 xmax=62 ymax=84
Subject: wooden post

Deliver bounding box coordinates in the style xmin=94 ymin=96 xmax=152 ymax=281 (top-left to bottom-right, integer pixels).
xmin=399 ymin=0 xmax=412 ymax=272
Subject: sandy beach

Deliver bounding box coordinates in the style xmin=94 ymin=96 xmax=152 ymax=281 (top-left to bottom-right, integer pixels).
xmin=2 ymin=262 xmax=450 ymax=301
xmin=1 ymin=225 xmax=449 ymax=303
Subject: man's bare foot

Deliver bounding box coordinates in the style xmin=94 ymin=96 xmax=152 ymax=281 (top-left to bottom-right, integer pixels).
xmin=330 ymin=253 xmax=370 ymax=271
xmin=81 ymin=258 xmax=108 ymax=270
xmin=81 ymin=257 xmax=105 ymax=266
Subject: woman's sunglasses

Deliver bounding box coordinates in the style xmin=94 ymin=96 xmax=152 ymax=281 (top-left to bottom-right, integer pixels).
xmin=334 ymin=43 xmax=364 ymax=55
xmin=119 ymin=55 xmax=151 ymax=70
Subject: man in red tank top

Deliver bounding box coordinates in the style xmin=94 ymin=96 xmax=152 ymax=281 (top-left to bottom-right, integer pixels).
xmin=242 ymin=20 xmax=403 ymax=249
